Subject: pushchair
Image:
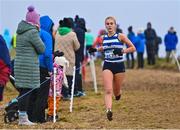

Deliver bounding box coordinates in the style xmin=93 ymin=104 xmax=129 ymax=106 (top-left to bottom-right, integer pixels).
xmin=4 ymin=74 xmax=50 ymax=123
xmin=4 ymin=98 xmax=19 ymax=123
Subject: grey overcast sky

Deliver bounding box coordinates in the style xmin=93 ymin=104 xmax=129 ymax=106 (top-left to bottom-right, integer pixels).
xmin=0 ymin=0 xmax=180 ymax=56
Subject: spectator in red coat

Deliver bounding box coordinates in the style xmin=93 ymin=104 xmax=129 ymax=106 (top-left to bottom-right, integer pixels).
xmin=0 ymin=34 xmax=11 ymax=101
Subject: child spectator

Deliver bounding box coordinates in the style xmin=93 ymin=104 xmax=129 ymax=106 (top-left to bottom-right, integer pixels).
xmin=47 ymin=51 xmax=69 ymax=121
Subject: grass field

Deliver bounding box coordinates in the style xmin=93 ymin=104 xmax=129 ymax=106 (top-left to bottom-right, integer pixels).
xmin=0 ymin=58 xmax=180 ymax=129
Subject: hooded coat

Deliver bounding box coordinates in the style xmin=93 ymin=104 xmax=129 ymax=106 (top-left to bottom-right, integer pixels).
xmin=40 ymin=16 xmax=54 ymax=52
xmin=39 ymin=29 xmax=53 ymax=72
xmin=54 ymin=27 xmax=80 ymax=76
xmin=164 ymin=31 xmax=178 ymax=51
xmin=74 ymin=18 xmax=87 ymax=62
xmin=14 ymin=20 xmax=45 ymax=89
xmin=40 ymin=16 xmax=54 ymax=35
xmin=135 ymin=33 xmax=146 ymax=53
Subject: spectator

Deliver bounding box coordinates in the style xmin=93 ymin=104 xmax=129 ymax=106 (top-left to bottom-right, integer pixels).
xmin=74 ymin=17 xmax=87 ymax=97
xmin=83 ymin=29 xmax=94 ymax=81
xmin=92 ymin=29 xmax=106 ymax=48
xmin=164 ymin=27 xmax=178 ymax=62
xmin=154 ymin=35 xmax=162 ymax=58
xmin=92 ymin=29 xmax=106 ymax=59
xmin=85 ymin=29 xmax=94 ymax=59
xmin=116 ymin=24 xmax=123 ymax=33
xmin=135 ymin=29 xmax=146 ymax=68
xmin=144 ymin=22 xmax=157 ymax=65
xmin=11 ymin=33 xmax=17 ymax=48
xmin=126 ymin=26 xmax=136 ymax=69
xmin=40 ymin=15 xmax=55 ymax=52
xmin=54 ymin=18 xmax=80 ymax=100
xmin=14 ymin=6 xmax=45 ymax=125
xmin=29 ymin=15 xmax=54 ymax=123
xmin=3 ymin=28 xmax=12 ymax=50
xmin=0 ymin=35 xmax=11 ymax=102
xmin=47 ymin=51 xmax=67 ymax=121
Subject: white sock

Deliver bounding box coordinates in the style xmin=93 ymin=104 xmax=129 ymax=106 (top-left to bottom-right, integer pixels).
xmin=106 ymin=109 xmax=111 ymax=112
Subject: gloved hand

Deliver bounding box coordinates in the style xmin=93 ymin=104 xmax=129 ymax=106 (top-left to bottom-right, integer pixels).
xmin=88 ymin=47 xmax=97 ymax=53
xmin=113 ymin=48 xmax=123 ymax=56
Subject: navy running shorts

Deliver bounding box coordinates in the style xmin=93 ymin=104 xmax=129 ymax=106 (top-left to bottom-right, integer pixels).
xmin=102 ymin=61 xmax=125 ymax=74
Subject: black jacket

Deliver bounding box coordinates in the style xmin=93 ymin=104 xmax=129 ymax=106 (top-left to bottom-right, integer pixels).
xmin=74 ymin=18 xmax=86 ymax=62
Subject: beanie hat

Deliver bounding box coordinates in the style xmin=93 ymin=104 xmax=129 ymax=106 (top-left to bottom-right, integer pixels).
xmin=63 ymin=18 xmax=73 ymax=28
xmin=26 ymin=6 xmax=40 ymax=26
xmin=59 ymin=20 xmax=64 ymax=27
xmin=76 ymin=18 xmax=87 ymax=32
xmin=128 ymin=26 xmax=132 ymax=32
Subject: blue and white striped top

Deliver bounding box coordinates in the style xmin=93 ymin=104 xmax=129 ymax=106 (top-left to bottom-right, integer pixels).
xmin=103 ymin=33 xmax=124 ymax=63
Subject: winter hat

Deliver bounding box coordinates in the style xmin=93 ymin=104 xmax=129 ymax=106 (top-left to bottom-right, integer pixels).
xmin=75 ymin=15 xmax=79 ymax=23
xmin=137 ymin=28 xmax=144 ymax=34
xmin=26 ymin=6 xmax=40 ymax=26
xmin=76 ymin=18 xmax=87 ymax=32
xmin=63 ymin=18 xmax=73 ymax=28
xmin=59 ymin=20 xmax=64 ymax=27
xmin=169 ymin=26 xmax=175 ymax=33
xmin=128 ymin=26 xmax=133 ymax=32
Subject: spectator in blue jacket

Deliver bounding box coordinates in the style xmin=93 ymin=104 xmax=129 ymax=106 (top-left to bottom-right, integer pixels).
xmin=135 ymin=29 xmax=146 ymax=68
xmin=126 ymin=26 xmax=136 ymax=69
xmin=164 ymin=27 xmax=178 ymax=62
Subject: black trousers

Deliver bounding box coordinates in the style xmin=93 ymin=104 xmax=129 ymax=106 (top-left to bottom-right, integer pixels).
xmin=75 ymin=73 xmax=83 ymax=92
xmin=147 ymin=52 xmax=156 ymax=65
xmin=18 ymin=88 xmax=32 ymax=112
xmin=67 ymin=76 xmax=73 ymax=95
xmin=146 ymin=41 xmax=156 ymax=65
xmin=75 ymin=61 xmax=83 ymax=93
xmin=61 ymin=76 xmax=73 ymax=97
xmin=137 ymin=52 xmax=144 ymax=68
xmin=0 ymin=85 xmax=4 ymax=101
xmin=28 ymin=67 xmax=50 ymax=123
xmin=27 ymin=89 xmax=38 ymax=121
